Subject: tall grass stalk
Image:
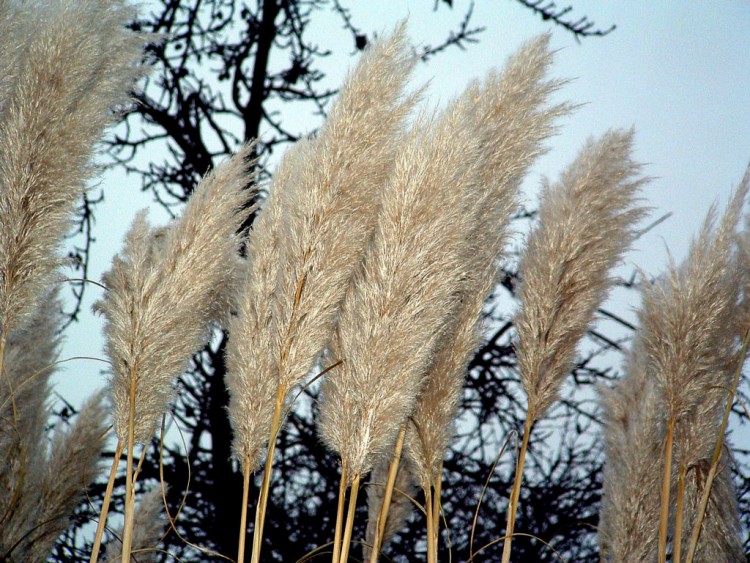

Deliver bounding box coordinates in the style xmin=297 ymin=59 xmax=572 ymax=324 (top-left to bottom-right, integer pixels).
xmin=339 ymin=473 xmax=361 ymax=563
xmin=684 ymin=326 xmax=750 ymax=563
xmin=237 ymin=458 xmax=251 ymax=563
xmin=89 ymin=442 xmax=123 ymax=563
xmin=673 ymin=461 xmax=687 ymax=563
xmin=121 ymin=366 xmax=139 ymax=562
xmin=432 ymin=465 xmax=442 ymax=554
xmin=501 ymin=410 xmax=533 ymax=563
xmin=368 ymin=425 xmax=407 ymax=563
xmin=250 ymin=388 xmax=285 ymax=563
xmin=332 ymin=462 xmax=349 ymax=563
xmin=657 ymin=416 xmax=675 ymax=563
xmin=425 ymin=486 xmax=436 ymax=563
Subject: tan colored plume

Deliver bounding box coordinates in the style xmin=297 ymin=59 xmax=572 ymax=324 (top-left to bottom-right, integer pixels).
xmin=599 ymin=168 xmax=750 ymax=561
xmin=515 ymin=129 xmax=648 ymax=421
xmin=317 ymin=60 xmax=518 ymax=477
xmin=226 ymin=25 xmax=417 ymax=470
xmin=404 ymin=33 xmax=569 ymax=490
xmin=363 ymin=456 xmax=418 ymax=560
xmin=0 ymin=0 xmax=149 ymax=335
xmin=96 ymin=146 xmax=255 ymax=444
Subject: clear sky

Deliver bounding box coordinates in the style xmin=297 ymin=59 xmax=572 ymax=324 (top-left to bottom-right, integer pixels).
xmin=57 ymin=1 xmax=750 ymax=410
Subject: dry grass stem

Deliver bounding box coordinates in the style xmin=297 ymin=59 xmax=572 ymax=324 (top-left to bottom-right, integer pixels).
xmin=339 ymin=473 xmax=362 ymax=563
xmin=333 ymin=461 xmax=349 ymax=563
xmin=237 ymin=458 xmax=251 ymax=563
xmin=365 ymin=425 xmax=410 ymax=562
xmin=101 ymin=485 xmax=168 ymax=563
xmin=90 ymin=443 xmax=123 ymax=563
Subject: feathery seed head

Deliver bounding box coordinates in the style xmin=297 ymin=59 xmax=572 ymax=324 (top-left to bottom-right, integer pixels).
xmin=317 ymin=95 xmax=489 ymax=478
xmin=404 ymin=33 xmax=569 ymax=487
xmin=96 ymin=147 xmax=256 ymax=444
xmin=515 ymin=129 xmax=648 ymax=420
xmin=227 ymin=26 xmax=416 ymax=470
xmin=0 ymin=0 xmax=150 ymax=334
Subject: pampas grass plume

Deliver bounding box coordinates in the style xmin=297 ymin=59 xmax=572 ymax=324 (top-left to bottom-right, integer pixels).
xmin=11 ymin=391 xmax=108 ymax=561
xmin=599 ymin=169 xmax=750 ymax=561
xmin=318 ymin=82 xmax=489 ymax=479
xmin=0 ymin=0 xmax=149 ymax=334
xmin=404 ymin=33 xmax=569 ymax=490
xmin=226 ymin=25 xmax=416 ymax=470
xmin=96 ymin=146 xmax=255 ymax=444
xmin=515 ymin=129 xmax=648 ymax=420
xmin=598 ymin=343 xmax=665 ymax=560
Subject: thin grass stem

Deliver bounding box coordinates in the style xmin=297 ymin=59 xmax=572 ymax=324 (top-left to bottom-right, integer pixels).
xmin=685 ymin=327 xmax=750 ymax=563
xmin=121 ymin=367 xmax=138 ymax=562
xmin=90 ymin=441 xmax=123 ymax=563
xmin=673 ymin=461 xmax=687 ymax=563
xmin=432 ymin=465 xmax=442 ymax=543
xmin=237 ymin=458 xmax=251 ymax=563
xmin=501 ymin=410 xmax=533 ymax=563
xmin=369 ymin=424 xmax=407 ymax=563
xmin=251 ymin=386 xmax=285 ymax=563
xmin=425 ymin=486 xmax=436 ymax=563
xmin=339 ymin=472 xmax=361 ymax=563
xmin=332 ymin=461 xmax=349 ymax=563
xmin=0 ymin=331 xmax=7 ymax=385
xmin=658 ymin=415 xmax=675 ymax=563
xmin=470 ymin=432 xmax=513 ymax=561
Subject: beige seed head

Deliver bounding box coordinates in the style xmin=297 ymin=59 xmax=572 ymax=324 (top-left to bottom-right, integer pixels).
xmin=96 ymin=146 xmax=256 ymax=444
xmin=515 ymin=129 xmax=648 ymax=420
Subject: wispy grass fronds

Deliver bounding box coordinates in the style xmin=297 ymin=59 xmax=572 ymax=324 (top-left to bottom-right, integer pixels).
xmin=225 ymin=140 xmax=312 ymax=472
xmin=0 ymin=289 xmax=60 ymax=457
xmin=271 ymin=23 xmax=417 ymax=394
xmin=317 ymin=93 xmax=488 ymax=482
xmin=680 ymin=453 xmax=744 ymax=563
xmin=0 ymin=0 xmax=149 ymax=335
xmin=96 ymin=146 xmax=255 ymax=445
xmin=598 ymin=343 xmax=665 ymax=561
xmin=226 ymin=27 xmax=417 ymax=562
xmin=8 ymin=391 xmax=108 ymax=562
xmin=226 ymin=24 xmax=417 ymax=472
xmin=514 ymin=129 xmax=647 ymax=420
xmin=641 ymin=181 xmax=746 ymax=561
xmin=102 ymin=486 xmax=168 ymax=563
xmin=640 ymin=186 xmax=746 ymax=428
xmin=0 ymin=1 xmax=26 ymax=109
xmin=404 ymin=33 xmax=568 ymax=495
xmin=504 ymin=129 xmax=647 ymax=562
xmin=364 ymin=456 xmax=418 ymax=560
xmin=599 ymin=169 xmax=749 ymax=562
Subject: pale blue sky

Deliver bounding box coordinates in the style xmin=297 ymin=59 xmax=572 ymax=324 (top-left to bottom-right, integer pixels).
xmin=58 ymin=2 xmax=750 ymax=410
